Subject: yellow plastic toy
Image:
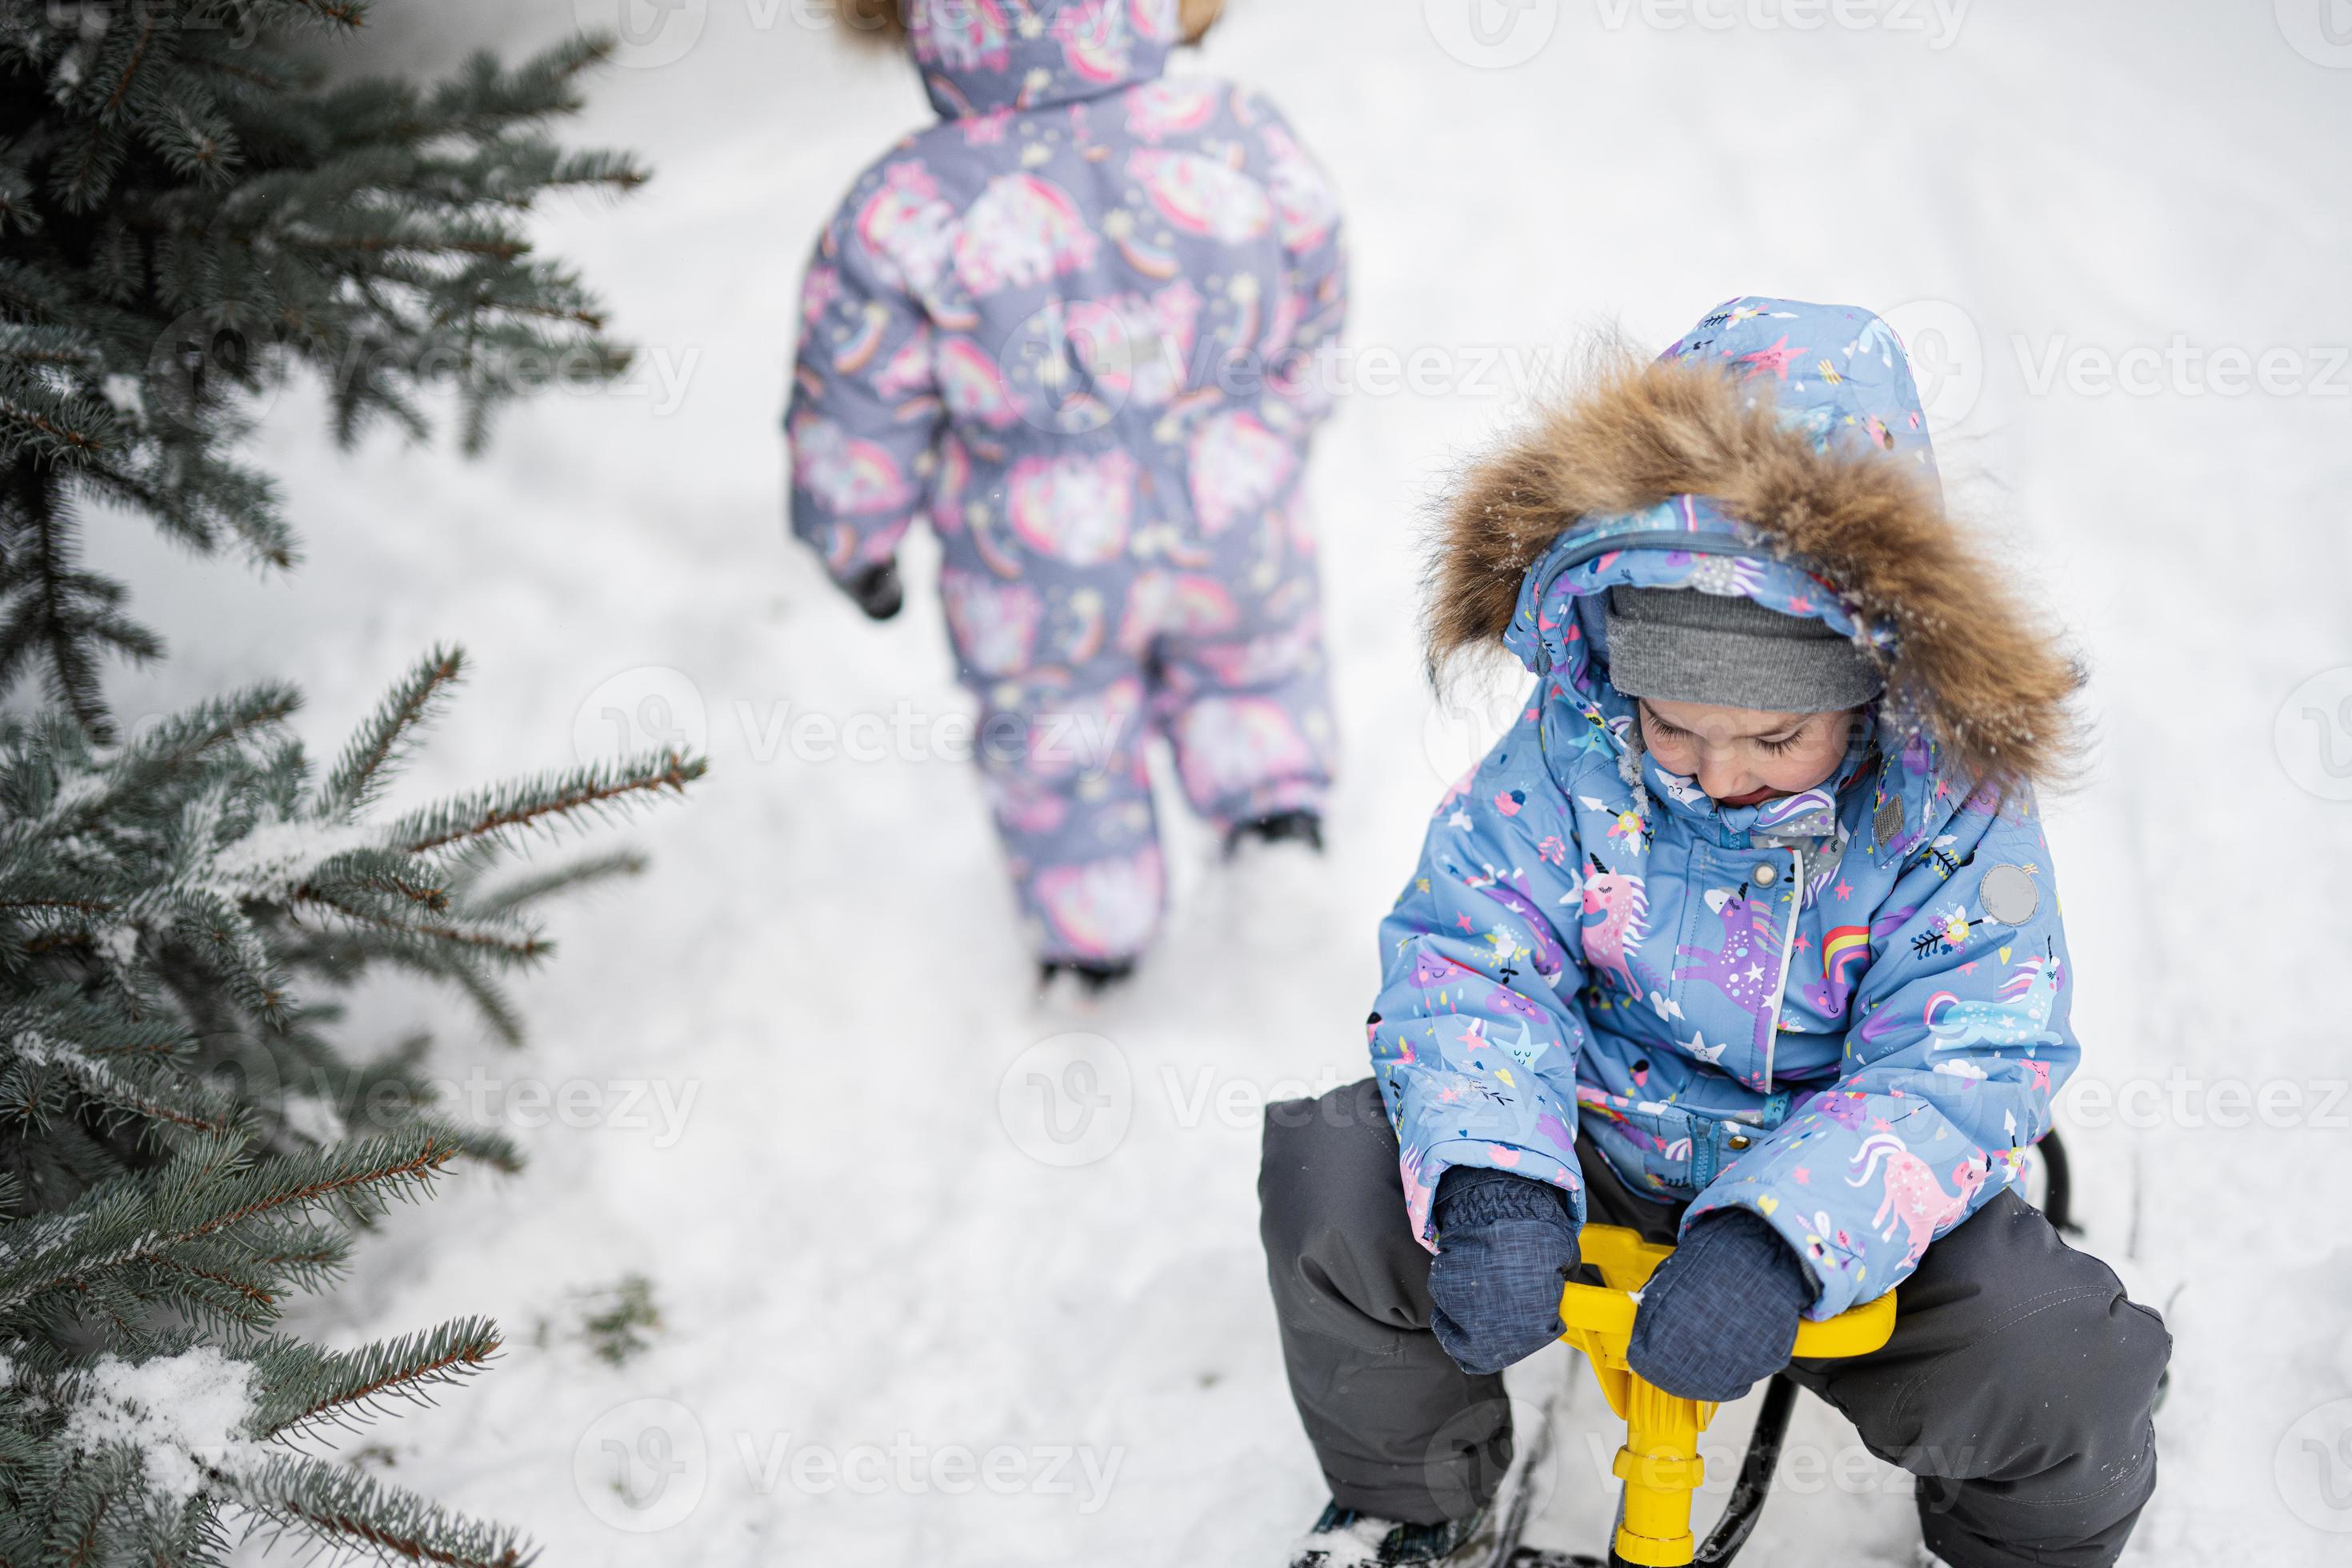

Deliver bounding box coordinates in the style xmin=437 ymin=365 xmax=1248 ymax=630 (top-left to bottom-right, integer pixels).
xmin=1548 ymin=1224 xmax=1898 ymax=1568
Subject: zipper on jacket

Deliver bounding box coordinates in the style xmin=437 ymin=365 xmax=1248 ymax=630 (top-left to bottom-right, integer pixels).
xmin=1759 ymin=846 xmax=1805 ymax=1090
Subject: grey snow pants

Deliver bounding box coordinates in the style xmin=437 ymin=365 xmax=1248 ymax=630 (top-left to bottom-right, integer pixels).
xmin=1258 ymin=1078 xmax=2170 ymax=1568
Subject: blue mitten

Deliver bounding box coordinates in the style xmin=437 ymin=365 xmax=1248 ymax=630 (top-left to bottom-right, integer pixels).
xmin=1627 ymin=1208 xmax=1818 ymax=1402
xmin=1426 ymin=1167 xmax=1580 ymax=1376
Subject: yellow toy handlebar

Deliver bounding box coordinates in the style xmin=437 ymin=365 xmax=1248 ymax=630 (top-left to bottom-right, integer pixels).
xmin=1554 ymin=1224 xmax=1897 ymax=1567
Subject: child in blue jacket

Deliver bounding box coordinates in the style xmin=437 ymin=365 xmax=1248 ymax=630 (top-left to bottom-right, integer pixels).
xmin=1261 ymin=299 xmax=2169 ymax=1568
xmin=787 ymin=0 xmax=1345 ymax=991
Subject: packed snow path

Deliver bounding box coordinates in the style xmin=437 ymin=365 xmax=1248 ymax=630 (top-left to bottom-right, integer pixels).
xmin=98 ymin=2 xmax=2352 ymax=1563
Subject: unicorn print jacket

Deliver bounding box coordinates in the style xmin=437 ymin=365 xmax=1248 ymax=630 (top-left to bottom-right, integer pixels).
xmin=786 ymin=0 xmax=1345 ymax=593
xmin=1374 ymin=298 xmax=2086 ymax=1319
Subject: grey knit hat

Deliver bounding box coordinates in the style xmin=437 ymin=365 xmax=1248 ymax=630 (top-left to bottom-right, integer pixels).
xmin=1603 ymin=586 xmax=1883 ymax=713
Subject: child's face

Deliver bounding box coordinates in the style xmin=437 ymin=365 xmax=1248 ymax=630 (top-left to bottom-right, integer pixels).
xmin=1635 ymin=698 xmax=1860 ymax=806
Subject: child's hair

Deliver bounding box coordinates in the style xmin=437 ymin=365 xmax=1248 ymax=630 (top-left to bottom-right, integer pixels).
xmin=840 ymin=0 xmax=1226 ymax=45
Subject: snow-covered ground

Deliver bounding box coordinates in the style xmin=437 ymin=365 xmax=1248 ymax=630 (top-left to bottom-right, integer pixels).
xmin=90 ymin=2 xmax=2352 ymax=1563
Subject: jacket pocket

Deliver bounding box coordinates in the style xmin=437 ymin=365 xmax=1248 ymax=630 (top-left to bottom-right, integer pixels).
xmin=1577 ymin=1088 xmax=1701 ymax=1197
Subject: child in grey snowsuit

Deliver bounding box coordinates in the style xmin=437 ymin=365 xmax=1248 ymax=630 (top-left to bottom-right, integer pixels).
xmin=786 ymin=0 xmax=1346 ymax=989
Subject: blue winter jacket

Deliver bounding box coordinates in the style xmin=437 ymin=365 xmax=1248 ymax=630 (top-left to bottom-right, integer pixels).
xmin=1376 ymin=298 xmax=2082 ymax=1320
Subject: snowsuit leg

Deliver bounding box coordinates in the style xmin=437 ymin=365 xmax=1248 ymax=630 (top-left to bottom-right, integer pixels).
xmin=1148 ymin=506 xmax=1337 ymax=834
xmin=1783 ymin=1194 xmax=2170 ymax=1568
xmin=943 ymin=564 xmax=1165 ymax=966
xmin=1261 ymin=1080 xmax=2168 ymax=1562
xmin=1258 ymin=1078 xmax=1512 ymax=1526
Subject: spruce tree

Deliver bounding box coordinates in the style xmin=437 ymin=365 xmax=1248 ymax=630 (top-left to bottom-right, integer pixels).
xmin=0 ymin=648 xmax=702 ymax=1565
xmin=0 ymin=3 xmax=690 ymax=1561
xmin=0 ymin=0 xmax=644 ymax=736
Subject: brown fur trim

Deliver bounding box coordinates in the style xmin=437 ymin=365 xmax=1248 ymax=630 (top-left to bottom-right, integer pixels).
xmin=838 ymin=1 xmax=1221 ymax=45
xmin=1426 ymin=349 xmax=2082 ymax=787
xmin=1179 ymin=0 xmax=1226 ymax=43
xmin=837 ymin=0 xmax=905 ymax=42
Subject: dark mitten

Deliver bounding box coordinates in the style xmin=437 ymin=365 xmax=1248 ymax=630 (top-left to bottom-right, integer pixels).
xmin=846 ymin=560 xmax=904 ymax=621
xmin=1426 ymin=1166 xmax=1580 ymax=1376
xmin=1627 ymin=1207 xmax=1818 ymax=1402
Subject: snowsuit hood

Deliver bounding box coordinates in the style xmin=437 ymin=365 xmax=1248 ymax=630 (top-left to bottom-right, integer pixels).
xmin=1427 ymin=298 xmax=2081 ymax=790
xmin=902 ymin=0 xmax=1182 ymax=119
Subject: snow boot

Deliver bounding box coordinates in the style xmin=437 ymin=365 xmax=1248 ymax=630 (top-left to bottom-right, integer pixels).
xmin=1037 ymin=958 xmax=1134 ymax=997
xmin=1287 ymin=1502 xmax=1491 ymax=1567
xmin=1229 ymin=809 xmax=1324 ymax=856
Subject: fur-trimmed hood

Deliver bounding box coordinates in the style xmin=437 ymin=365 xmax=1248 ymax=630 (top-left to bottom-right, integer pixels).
xmin=1428 ymin=298 xmax=2080 ymax=789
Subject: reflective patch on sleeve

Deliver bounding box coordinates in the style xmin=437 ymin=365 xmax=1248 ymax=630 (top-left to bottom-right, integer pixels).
xmin=1978 ymin=863 xmax=2040 ymax=926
